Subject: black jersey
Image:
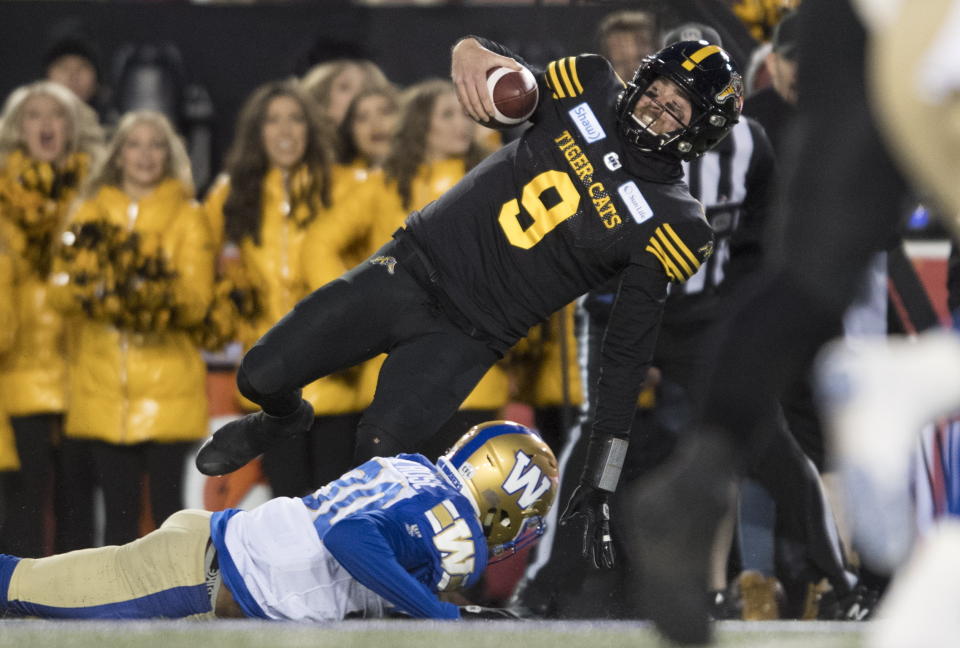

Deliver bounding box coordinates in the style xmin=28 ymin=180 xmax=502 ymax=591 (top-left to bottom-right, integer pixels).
xmin=405 ymin=41 xmax=713 ymax=439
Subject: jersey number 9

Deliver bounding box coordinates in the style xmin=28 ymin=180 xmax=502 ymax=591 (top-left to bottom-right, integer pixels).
xmin=498 ymin=170 xmax=580 ymax=249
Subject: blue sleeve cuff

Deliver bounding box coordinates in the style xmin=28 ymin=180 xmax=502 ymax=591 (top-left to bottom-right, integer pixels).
xmin=324 ymin=516 xmax=458 ymax=619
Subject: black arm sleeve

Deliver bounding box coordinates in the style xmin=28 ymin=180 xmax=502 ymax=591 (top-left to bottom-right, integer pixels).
xmin=592 ymin=262 xmax=669 ymax=440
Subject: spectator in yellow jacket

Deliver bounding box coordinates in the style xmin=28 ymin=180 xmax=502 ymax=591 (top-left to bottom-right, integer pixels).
xmin=510 ymin=304 xmax=584 ymax=453
xmin=0 ymin=81 xmax=102 ymax=557
xmin=331 ymin=85 xmax=398 ymax=202
xmin=0 ymin=241 xmax=19 ymax=476
xmin=205 ymin=81 xmax=347 ymax=497
xmin=49 ymin=110 xmax=213 ymax=546
xmin=301 ymin=59 xmax=389 ymax=127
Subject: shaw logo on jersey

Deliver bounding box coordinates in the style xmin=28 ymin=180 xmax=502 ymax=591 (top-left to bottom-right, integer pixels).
xmin=569 ymin=102 xmax=606 ymax=143
xmin=502 ymin=451 xmax=552 ymax=509
xmin=618 ymin=181 xmax=654 ymax=224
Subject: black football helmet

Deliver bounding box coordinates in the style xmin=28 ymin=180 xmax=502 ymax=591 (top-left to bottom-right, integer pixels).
xmin=616 ymin=40 xmax=743 ymax=161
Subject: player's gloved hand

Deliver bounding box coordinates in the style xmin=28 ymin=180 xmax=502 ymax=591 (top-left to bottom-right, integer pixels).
xmin=560 ymin=483 xmax=615 ymax=569
xmin=459 ymin=604 xmax=524 ymax=620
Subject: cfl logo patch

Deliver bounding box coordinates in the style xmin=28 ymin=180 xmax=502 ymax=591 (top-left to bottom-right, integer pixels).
xmin=502 ymin=451 xmax=551 ymax=508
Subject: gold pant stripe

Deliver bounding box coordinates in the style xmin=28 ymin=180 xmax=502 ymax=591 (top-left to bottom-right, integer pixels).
xmin=7 ymin=509 xmax=215 ymax=619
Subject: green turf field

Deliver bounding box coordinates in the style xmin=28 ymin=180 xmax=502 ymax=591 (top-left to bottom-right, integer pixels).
xmin=0 ymin=620 xmax=866 ymax=648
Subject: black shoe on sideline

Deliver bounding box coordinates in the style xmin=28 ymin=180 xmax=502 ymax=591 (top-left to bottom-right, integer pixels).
xmin=196 ymin=399 xmax=315 ymax=476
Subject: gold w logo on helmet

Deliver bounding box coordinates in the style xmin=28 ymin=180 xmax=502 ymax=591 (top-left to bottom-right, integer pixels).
xmin=502 ymin=451 xmax=552 ymax=509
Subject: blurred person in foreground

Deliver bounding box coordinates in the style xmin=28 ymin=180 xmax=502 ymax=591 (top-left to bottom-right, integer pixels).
xmin=817 ymin=1 xmax=960 ymax=647
xmin=621 ymin=0 xmax=957 ymax=643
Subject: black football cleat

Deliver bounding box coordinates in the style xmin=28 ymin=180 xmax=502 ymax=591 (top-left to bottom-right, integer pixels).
xmin=196 ymin=399 xmax=315 ymax=476
xmin=622 ymin=433 xmax=737 ymax=645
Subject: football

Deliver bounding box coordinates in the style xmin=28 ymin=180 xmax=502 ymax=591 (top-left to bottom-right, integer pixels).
xmin=484 ymin=66 xmax=538 ymax=128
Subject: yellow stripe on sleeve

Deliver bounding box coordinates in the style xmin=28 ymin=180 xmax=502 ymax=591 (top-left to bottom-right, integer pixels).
xmin=567 ymin=57 xmax=584 ymax=95
xmin=547 ymin=61 xmax=566 ymax=98
xmin=662 ymin=223 xmax=701 ymax=269
xmin=557 ymin=58 xmax=576 ymax=97
xmin=646 ymin=240 xmax=681 ymax=281
xmin=654 ymin=228 xmax=694 ymax=278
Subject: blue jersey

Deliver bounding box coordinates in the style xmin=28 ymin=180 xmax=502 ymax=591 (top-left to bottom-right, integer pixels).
xmin=210 ymin=454 xmax=486 ymax=620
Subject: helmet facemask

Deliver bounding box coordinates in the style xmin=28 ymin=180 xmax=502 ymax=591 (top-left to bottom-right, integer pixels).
xmin=623 ymin=78 xmax=700 ymax=154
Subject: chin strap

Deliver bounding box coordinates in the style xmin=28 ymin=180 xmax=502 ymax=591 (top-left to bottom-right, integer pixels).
xmin=581 ymin=434 xmax=629 ymax=492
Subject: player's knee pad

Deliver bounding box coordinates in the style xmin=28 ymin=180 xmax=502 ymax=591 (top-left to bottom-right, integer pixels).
xmin=237 ymin=348 xmax=302 ymax=417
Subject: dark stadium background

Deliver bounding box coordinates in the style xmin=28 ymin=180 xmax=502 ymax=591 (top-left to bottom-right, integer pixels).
xmin=0 ymin=0 xmax=754 ymax=188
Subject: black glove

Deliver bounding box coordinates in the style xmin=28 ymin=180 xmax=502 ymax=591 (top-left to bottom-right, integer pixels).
xmin=559 ymin=483 xmax=615 ymax=569
xmin=458 ymin=605 xmax=525 ymax=620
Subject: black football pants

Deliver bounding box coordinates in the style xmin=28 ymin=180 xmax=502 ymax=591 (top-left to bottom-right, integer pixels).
xmin=237 ymin=237 xmax=500 ymax=464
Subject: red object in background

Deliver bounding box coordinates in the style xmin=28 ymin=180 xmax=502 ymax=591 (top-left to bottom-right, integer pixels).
xmin=910 ymin=251 xmax=950 ymax=325
xmin=484 ymin=543 xmax=535 ymax=604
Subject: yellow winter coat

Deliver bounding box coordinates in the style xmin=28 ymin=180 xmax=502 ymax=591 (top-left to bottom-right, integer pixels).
xmin=0 ymin=150 xmax=88 ymax=416
xmin=0 ymin=242 xmax=19 ymax=470
xmin=357 ymin=158 xmax=510 ymax=412
xmin=206 ymin=169 xmax=361 ymax=415
xmin=51 ymin=179 xmax=213 ymax=444
xmin=511 ymin=303 xmax=584 ymax=409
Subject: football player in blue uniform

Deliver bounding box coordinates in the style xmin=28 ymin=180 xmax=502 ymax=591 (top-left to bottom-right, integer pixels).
xmin=196 ymin=36 xmax=742 ymax=568
xmin=0 ymin=421 xmax=557 ymax=621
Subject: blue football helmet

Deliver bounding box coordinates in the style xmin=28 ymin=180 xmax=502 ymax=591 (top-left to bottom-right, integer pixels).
xmin=437 ymin=421 xmax=559 ymax=562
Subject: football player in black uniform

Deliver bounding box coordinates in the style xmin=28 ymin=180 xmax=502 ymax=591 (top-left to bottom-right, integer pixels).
xmin=196 ymin=37 xmax=743 ymax=562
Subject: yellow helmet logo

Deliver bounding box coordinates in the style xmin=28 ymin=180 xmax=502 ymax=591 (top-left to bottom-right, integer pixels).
xmin=714 ymin=73 xmax=744 ymax=105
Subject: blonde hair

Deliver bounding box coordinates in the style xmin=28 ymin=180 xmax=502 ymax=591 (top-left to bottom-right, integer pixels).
xmin=0 ymin=80 xmax=103 ymax=162
xmin=301 ymin=59 xmax=389 ymax=117
xmin=81 ymin=110 xmax=193 ymax=199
